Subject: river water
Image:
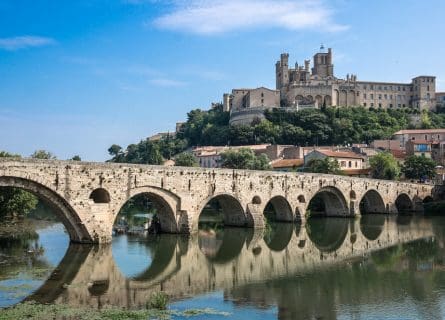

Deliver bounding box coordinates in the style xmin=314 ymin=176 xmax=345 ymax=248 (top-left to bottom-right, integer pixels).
xmin=1 ymin=215 xmax=445 ymax=319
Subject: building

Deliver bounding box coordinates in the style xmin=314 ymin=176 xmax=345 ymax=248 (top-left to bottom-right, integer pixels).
xmin=437 ymin=92 xmax=445 ymax=108
xmin=225 ymin=47 xmax=437 ymax=125
xmin=304 ymin=150 xmax=365 ymax=171
xmin=270 ymin=158 xmax=304 ymax=172
xmin=392 ymin=129 xmax=445 ymax=149
xmin=405 ymin=140 xmax=435 ymax=158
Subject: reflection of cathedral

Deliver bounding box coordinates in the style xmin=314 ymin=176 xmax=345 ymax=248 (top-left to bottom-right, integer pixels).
xmin=226 ymin=47 xmax=437 ymax=125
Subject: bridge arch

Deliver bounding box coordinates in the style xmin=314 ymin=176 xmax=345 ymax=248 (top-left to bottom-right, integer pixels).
xmin=359 ymin=189 xmax=386 ymax=214
xmin=395 ymin=193 xmax=413 ymax=214
xmin=0 ymin=176 xmax=92 ymax=243
xmin=360 ymin=214 xmax=386 ymax=241
xmin=307 ymin=186 xmax=349 ymax=217
xmin=198 ymin=194 xmax=246 ymax=228
xmin=115 ymin=186 xmax=182 ymax=233
xmin=306 ymin=217 xmax=349 ymax=253
xmin=263 ymin=196 xmax=293 ymax=222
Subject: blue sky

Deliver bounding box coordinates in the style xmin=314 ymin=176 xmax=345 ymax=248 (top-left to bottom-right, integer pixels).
xmin=0 ymin=0 xmax=444 ymax=161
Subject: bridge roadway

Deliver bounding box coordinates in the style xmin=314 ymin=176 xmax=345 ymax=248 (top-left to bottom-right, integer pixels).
xmin=0 ymin=158 xmax=435 ymax=243
xmin=27 ymin=216 xmax=434 ymax=309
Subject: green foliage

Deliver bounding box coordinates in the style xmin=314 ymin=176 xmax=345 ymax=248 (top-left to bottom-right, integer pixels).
xmin=108 ymin=105 xmax=445 ymax=166
xmin=306 ymin=158 xmax=342 ymax=175
xmin=0 ymin=150 xmax=21 ymax=158
xmin=31 ymin=150 xmax=56 ymax=159
xmin=369 ymin=152 xmax=400 ymax=180
xmin=70 ymin=155 xmax=81 ymax=161
xmin=220 ymin=148 xmax=271 ymax=170
xmin=0 ymin=187 xmax=38 ymax=218
xmin=147 ymin=292 xmax=169 ymax=310
xmin=174 ymin=152 xmax=198 ymax=167
xmin=402 ymin=155 xmax=436 ymax=182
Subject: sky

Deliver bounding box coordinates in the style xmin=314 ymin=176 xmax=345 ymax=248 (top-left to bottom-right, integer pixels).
xmin=0 ymin=0 xmax=444 ymax=161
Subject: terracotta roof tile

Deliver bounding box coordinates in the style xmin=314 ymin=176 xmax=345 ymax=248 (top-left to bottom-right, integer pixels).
xmin=271 ymin=158 xmax=304 ymax=168
xmin=316 ymin=150 xmax=364 ymax=159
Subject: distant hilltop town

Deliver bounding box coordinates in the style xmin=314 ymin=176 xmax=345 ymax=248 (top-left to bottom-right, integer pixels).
xmin=224 ymin=46 xmax=444 ymax=125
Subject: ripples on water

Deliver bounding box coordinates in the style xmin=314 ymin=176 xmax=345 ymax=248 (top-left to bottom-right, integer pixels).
xmin=2 ymin=215 xmax=445 ymax=319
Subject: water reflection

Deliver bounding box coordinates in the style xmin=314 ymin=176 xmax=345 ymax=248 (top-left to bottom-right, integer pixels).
xmin=306 ymin=217 xmax=349 ymax=253
xmin=4 ymin=214 xmax=445 ymax=319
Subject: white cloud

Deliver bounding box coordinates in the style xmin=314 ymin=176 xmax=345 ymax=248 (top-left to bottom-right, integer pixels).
xmin=0 ymin=35 xmax=56 ymax=51
xmin=152 ymin=0 xmax=348 ymax=35
xmin=149 ymin=78 xmax=187 ymax=87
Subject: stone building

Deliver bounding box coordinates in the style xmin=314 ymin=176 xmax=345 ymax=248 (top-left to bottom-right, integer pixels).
xmin=276 ymin=47 xmax=436 ymax=110
xmin=225 ymin=47 xmax=437 ymax=125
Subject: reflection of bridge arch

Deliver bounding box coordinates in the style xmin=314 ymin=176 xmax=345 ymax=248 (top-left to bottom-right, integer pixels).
xmin=131 ymin=235 xmax=178 ymax=281
xmin=307 ymin=186 xmax=349 ymax=216
xmin=0 ymin=176 xmax=91 ymax=242
xmin=264 ymin=222 xmax=294 ymax=252
xmin=360 ymin=215 xmax=386 ymax=241
xmin=359 ymin=190 xmax=386 ymax=214
xmin=306 ymin=218 xmax=349 ymax=253
xmin=198 ymin=194 xmax=247 ymax=227
xmin=198 ymin=228 xmax=247 ymax=264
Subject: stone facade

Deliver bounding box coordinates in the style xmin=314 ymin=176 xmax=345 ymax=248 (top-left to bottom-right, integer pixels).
xmin=0 ymin=158 xmax=435 ymax=243
xmin=225 ymin=47 xmax=437 ymax=125
xmin=276 ymin=48 xmax=436 ymax=110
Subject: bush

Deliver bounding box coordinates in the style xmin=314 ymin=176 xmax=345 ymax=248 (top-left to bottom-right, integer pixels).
xmin=147 ymin=292 xmax=169 ymax=310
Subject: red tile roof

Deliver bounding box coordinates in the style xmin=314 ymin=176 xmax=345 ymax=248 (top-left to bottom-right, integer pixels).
xmin=271 ymin=158 xmax=304 ymax=168
xmin=316 ymin=150 xmax=364 ymax=159
xmin=342 ymin=168 xmax=371 ymax=175
xmin=394 ymin=129 xmax=445 ymax=134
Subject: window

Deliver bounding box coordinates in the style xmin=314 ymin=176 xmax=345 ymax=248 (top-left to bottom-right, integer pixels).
xmin=355 ymin=161 xmax=358 ymax=168
xmin=390 ymin=95 xmax=393 ymax=99
xmin=371 ymin=103 xmax=374 ymax=107
xmin=370 ymin=94 xmax=374 ymax=99
xmin=390 ymin=104 xmax=393 ymax=108
xmin=341 ymin=161 xmax=346 ymax=167
xmin=363 ymin=93 xmax=367 ymax=99
xmin=379 ymin=103 xmax=382 ymax=108
xmin=364 ymin=103 xmax=367 ymax=107
xmin=370 ymin=85 xmax=374 ymax=90
xmin=348 ymin=161 xmax=352 ymax=168
xmin=427 ymin=85 xmax=430 ymax=91
xmin=398 ymin=104 xmax=401 ymax=108
xmin=379 ymin=94 xmax=382 ymax=100
xmin=261 ymin=92 xmax=264 ymax=97
xmin=261 ymin=99 xmax=264 ymax=104
xmin=384 ymin=94 xmax=387 ymax=99
xmin=379 ymin=86 xmax=382 ymax=90
xmin=398 ymin=86 xmax=401 ymax=91
xmin=384 ymin=86 xmax=387 ymax=90
xmin=425 ymin=134 xmax=428 ymax=140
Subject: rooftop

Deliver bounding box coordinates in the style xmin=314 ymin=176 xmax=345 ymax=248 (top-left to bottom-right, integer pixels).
xmin=271 ymin=158 xmax=304 ymax=169
xmin=315 ymin=150 xmax=363 ymax=159
xmin=394 ymin=129 xmax=445 ymax=135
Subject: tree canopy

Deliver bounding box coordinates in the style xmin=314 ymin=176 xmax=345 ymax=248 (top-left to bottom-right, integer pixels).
xmin=174 ymin=152 xmax=198 ymax=167
xmin=31 ymin=150 xmax=56 ymax=160
xmin=306 ymin=158 xmax=342 ymax=175
xmin=220 ymin=148 xmax=271 ymax=170
xmin=369 ymin=152 xmax=400 ymax=180
xmin=402 ymin=155 xmax=436 ymax=182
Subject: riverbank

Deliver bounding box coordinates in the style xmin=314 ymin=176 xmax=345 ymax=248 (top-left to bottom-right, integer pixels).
xmin=0 ymin=301 xmax=230 ymax=320
xmin=0 ymin=219 xmax=39 ymax=241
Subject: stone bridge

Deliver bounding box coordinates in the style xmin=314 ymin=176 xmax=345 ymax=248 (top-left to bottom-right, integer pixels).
xmin=0 ymin=158 xmax=436 ymax=243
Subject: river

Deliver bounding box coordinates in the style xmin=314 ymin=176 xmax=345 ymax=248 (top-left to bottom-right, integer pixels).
xmin=1 ymin=214 xmax=445 ymax=319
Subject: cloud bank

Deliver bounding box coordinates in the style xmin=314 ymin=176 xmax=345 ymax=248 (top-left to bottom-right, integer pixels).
xmin=0 ymin=35 xmax=56 ymax=51
xmin=152 ymin=0 xmax=348 ymax=35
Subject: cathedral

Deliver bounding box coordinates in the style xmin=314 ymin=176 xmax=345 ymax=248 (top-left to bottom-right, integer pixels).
xmin=224 ymin=47 xmax=437 ymax=125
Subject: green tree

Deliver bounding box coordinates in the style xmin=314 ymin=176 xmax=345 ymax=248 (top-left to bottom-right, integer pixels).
xmin=70 ymin=155 xmax=81 ymax=161
xmin=369 ymin=152 xmax=400 ymax=180
xmin=402 ymin=155 xmax=436 ymax=182
xmin=0 ymin=151 xmax=20 ymax=158
xmin=174 ymin=152 xmax=198 ymax=167
xmin=108 ymin=144 xmax=122 ymax=157
xmin=0 ymin=151 xmax=38 ymax=218
xmin=306 ymin=158 xmax=342 ymax=175
xmin=220 ymin=148 xmax=271 ymax=170
xmin=31 ymin=150 xmax=56 ymax=159
xmin=0 ymin=187 xmax=38 ymax=218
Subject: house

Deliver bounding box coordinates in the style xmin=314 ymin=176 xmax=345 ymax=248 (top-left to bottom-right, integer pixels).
xmin=271 ymin=159 xmax=304 ymax=172
xmin=304 ymin=150 xmax=365 ymax=170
